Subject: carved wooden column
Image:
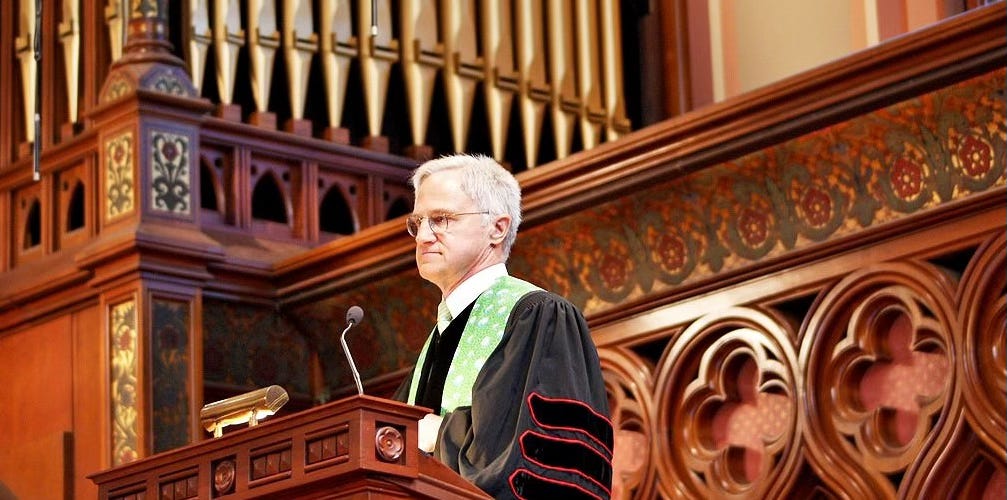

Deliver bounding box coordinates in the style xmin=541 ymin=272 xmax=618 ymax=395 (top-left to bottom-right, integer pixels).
xmin=82 ymin=0 xmax=215 ymax=465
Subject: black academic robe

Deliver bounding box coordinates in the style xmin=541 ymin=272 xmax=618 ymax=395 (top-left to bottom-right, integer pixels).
xmin=395 ymin=290 xmax=613 ymax=500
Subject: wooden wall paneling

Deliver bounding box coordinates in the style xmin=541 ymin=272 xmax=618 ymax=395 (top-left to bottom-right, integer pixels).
xmin=0 ymin=189 xmax=8 ymax=271
xmin=72 ymin=303 xmax=106 ymax=500
xmin=0 ymin=315 xmax=75 ymax=499
xmin=0 ymin=432 xmax=72 ymax=499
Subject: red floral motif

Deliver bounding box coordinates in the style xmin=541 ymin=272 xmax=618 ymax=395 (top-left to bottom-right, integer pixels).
xmin=800 ymin=187 xmax=832 ymax=227
xmin=116 ymin=328 xmax=134 ymax=351
xmin=655 ymin=233 xmax=686 ymax=272
xmin=160 ymin=140 xmax=178 ymax=162
xmin=738 ymin=208 xmax=769 ymax=247
xmin=890 ymin=158 xmax=924 ymax=199
xmin=599 ymin=253 xmax=629 ymax=290
xmin=119 ymin=382 xmax=136 ymax=407
xmin=118 ymin=448 xmax=138 ymax=464
xmin=113 ymin=144 xmax=126 ymax=164
xmin=957 ymin=135 xmax=992 ymax=177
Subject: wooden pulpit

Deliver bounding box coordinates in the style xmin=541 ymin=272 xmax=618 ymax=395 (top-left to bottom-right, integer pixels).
xmin=89 ymin=395 xmax=490 ymax=499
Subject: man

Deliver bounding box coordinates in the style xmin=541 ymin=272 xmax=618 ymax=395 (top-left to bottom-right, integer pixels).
xmin=393 ymin=154 xmax=613 ymax=499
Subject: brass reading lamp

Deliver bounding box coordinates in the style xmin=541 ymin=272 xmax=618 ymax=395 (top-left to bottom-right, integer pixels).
xmin=200 ymin=385 xmax=290 ymax=438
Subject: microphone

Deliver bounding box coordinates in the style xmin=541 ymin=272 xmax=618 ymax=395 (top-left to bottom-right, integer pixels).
xmin=340 ymin=306 xmax=365 ymax=396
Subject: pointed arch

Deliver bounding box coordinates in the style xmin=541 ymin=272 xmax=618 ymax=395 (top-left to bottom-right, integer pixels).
xmin=251 ymin=172 xmax=289 ymax=224
xmin=319 ymin=185 xmax=356 ymax=235
xmin=66 ymin=180 xmax=85 ymax=232
xmin=23 ymin=198 xmax=41 ymax=249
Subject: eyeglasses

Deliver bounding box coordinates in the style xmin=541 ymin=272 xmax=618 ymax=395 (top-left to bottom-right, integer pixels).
xmin=406 ymin=211 xmax=489 ymax=237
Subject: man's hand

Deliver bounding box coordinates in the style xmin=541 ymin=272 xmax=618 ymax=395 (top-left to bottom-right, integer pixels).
xmin=417 ymin=413 xmax=444 ymax=453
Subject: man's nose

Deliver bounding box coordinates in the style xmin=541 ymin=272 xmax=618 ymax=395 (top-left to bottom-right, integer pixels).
xmin=414 ymin=220 xmax=437 ymax=242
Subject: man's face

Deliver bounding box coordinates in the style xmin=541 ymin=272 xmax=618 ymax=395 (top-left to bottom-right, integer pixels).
xmin=411 ymin=170 xmax=502 ymax=295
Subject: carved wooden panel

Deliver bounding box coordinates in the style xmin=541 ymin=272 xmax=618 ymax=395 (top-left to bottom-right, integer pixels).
xmin=110 ymin=296 xmax=140 ymax=466
xmin=55 ymin=160 xmax=94 ymax=251
xmin=197 ymin=143 xmax=233 ymax=226
xmin=11 ymin=178 xmax=46 ymax=266
xmin=248 ymin=153 xmax=301 ymax=238
xmin=103 ymin=130 xmax=136 ymax=223
xmin=148 ymin=129 xmax=193 ymax=217
xmin=599 ymin=229 xmax=1006 ymax=499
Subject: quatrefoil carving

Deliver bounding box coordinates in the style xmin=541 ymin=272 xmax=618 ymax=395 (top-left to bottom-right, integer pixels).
xmin=678 ymin=330 xmax=796 ymax=493
xmin=830 ymin=286 xmax=950 ymax=472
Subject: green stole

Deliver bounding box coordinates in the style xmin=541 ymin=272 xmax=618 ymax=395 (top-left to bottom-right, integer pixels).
xmin=408 ymin=275 xmax=542 ymax=415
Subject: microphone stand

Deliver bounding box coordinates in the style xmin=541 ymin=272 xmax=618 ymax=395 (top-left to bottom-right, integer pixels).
xmin=340 ymin=320 xmax=364 ymax=396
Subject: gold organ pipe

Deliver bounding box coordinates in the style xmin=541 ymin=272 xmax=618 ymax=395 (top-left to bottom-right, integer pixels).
xmin=401 ymin=0 xmax=442 ymax=151
xmin=175 ymin=0 xmax=629 ymax=162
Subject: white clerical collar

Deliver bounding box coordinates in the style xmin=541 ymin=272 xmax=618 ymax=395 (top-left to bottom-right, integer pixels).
xmin=444 ymin=263 xmax=508 ymax=318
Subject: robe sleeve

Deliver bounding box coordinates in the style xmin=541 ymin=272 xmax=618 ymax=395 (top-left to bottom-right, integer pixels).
xmin=391 ymin=367 xmax=413 ymax=402
xmin=435 ymin=291 xmax=613 ymax=500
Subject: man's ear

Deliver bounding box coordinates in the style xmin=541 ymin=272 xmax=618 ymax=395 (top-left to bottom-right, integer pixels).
xmin=490 ymin=215 xmax=510 ymax=244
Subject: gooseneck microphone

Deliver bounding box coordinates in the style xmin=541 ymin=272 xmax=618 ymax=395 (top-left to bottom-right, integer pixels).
xmin=340 ymin=306 xmax=365 ymax=396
